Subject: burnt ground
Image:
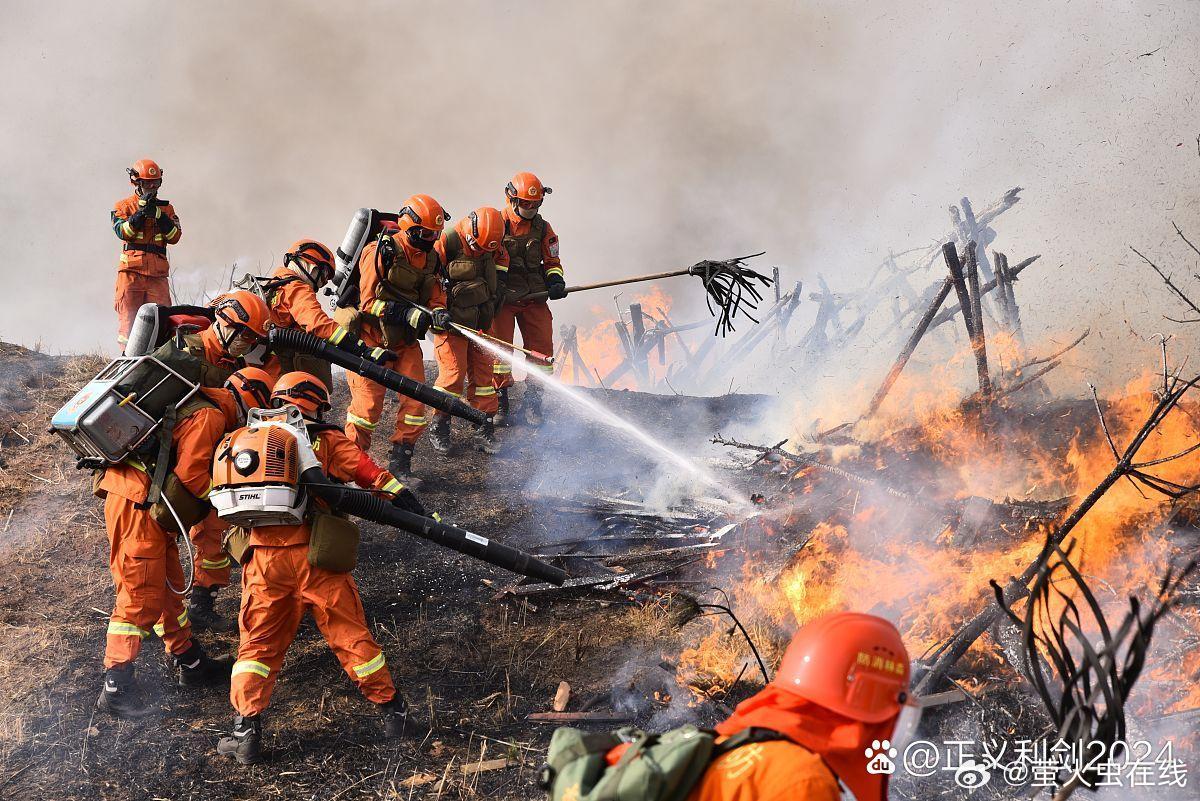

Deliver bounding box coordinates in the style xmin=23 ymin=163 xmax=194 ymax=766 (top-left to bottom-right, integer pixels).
xmin=0 ymin=346 xmax=774 ymax=801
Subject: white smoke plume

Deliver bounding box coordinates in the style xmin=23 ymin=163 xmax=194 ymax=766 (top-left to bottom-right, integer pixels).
xmin=0 ymin=0 xmax=1196 ymax=396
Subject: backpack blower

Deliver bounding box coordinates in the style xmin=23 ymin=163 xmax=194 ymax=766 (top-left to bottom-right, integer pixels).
xmin=210 ymin=406 xmax=567 ymax=585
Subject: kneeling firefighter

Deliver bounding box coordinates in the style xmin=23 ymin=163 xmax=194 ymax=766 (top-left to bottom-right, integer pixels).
xmin=430 ymin=207 xmax=508 ymax=454
xmin=210 ymin=372 xmax=567 ymax=763
xmin=215 ymin=372 xmax=424 ymax=764
xmin=339 ymin=195 xmax=450 ymax=484
xmin=91 ymin=367 xmax=270 ymax=720
xmin=541 ymin=612 xmax=916 ymax=801
xmin=251 ymin=239 xmax=394 ymax=390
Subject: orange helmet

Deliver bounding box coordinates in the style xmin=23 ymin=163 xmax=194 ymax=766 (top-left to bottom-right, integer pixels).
xmin=505 ymin=172 xmax=551 ymax=219
xmin=128 ymin=159 xmax=163 ymax=182
xmin=285 ymin=239 xmax=336 ymax=286
xmin=210 ymin=290 xmax=272 ymax=348
xmin=271 ymin=372 xmax=331 ymax=418
xmin=397 ymin=194 xmax=448 ymax=252
xmin=224 ymin=367 xmax=274 ymax=413
xmin=459 ymin=207 xmax=505 ymax=254
xmin=772 ymin=612 xmax=911 ymax=723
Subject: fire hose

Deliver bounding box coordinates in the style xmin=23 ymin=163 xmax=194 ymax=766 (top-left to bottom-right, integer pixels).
xmin=300 ymin=467 xmax=568 ymax=585
xmin=268 ymin=328 xmax=488 ymax=425
xmin=405 ymin=302 xmax=554 ymax=366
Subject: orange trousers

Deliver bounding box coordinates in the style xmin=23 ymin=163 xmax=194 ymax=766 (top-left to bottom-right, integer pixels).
xmin=103 ymin=493 xmax=193 ymax=668
xmin=230 ymin=544 xmax=396 ymax=716
xmin=114 ymin=270 xmax=171 ymax=347
xmin=491 ymin=301 xmax=555 ymax=389
xmin=190 ymin=510 xmax=232 ymax=589
xmin=433 ymin=333 xmax=498 ymax=416
xmin=345 ymin=342 xmax=427 ymax=447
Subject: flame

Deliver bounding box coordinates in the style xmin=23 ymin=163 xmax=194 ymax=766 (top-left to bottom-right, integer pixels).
xmin=559 ymin=286 xmax=677 ymax=390
xmin=680 ymin=363 xmax=1200 ymax=719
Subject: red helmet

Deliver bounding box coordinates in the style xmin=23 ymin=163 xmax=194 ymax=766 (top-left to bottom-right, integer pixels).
xmin=285 ymin=239 xmax=336 ymax=286
xmin=211 ymin=290 xmax=272 ymax=341
xmin=224 ymin=367 xmax=274 ymax=413
xmin=128 ymin=159 xmax=163 ymax=182
xmin=505 ymin=172 xmax=551 ymax=219
xmin=397 ymin=194 xmax=447 ymax=252
xmin=459 ymin=207 xmax=505 ymax=254
xmin=271 ymin=372 xmax=331 ymax=417
xmin=772 ymin=612 xmax=911 ymax=723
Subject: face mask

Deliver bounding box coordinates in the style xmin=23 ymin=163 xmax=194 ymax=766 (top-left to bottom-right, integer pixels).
xmin=517 ymin=204 xmax=538 ymax=220
xmin=407 ymin=230 xmax=436 ymax=252
xmin=889 ymin=698 xmax=924 ymax=753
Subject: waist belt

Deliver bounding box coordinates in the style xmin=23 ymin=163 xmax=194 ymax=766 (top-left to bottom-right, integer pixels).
xmin=124 ymin=243 xmax=167 ymax=256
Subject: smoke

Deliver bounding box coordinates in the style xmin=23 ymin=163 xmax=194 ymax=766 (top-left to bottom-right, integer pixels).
xmin=1 ymin=1 xmax=1196 ymax=390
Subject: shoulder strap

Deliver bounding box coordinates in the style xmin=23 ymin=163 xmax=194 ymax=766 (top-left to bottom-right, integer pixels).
xmin=710 ymin=728 xmax=787 ymax=758
xmin=144 ymin=394 xmax=215 ymax=504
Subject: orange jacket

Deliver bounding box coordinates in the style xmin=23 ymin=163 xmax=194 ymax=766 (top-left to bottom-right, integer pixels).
xmin=688 ymin=739 xmax=839 ymax=801
xmin=98 ymin=405 xmax=227 ymax=504
xmin=265 ymin=266 xmax=351 ymax=345
xmin=501 ymin=204 xmax=563 ymax=280
xmin=248 ymin=427 xmax=401 ymax=548
xmin=112 ymin=193 xmax=181 ymax=277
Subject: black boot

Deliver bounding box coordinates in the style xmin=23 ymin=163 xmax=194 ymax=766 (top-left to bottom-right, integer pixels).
xmin=523 ymin=385 xmax=544 ymax=427
xmin=217 ymin=714 xmax=262 ymax=765
xmin=388 ymin=445 xmax=422 ymax=490
xmin=188 ymin=586 xmax=234 ymax=633
xmin=378 ymin=697 xmax=407 ymax=738
xmin=428 ymin=414 xmax=452 ymax=454
xmin=493 ymin=387 xmax=511 ymax=427
xmin=174 ymin=642 xmax=233 ymax=688
xmin=473 ymin=422 xmax=500 ymax=454
xmin=97 ymin=664 xmax=155 ymax=720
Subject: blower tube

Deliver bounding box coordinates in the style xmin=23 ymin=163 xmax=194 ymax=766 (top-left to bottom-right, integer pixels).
xmin=269 ymin=328 xmax=488 ymax=426
xmin=300 ymin=467 xmax=568 ymax=586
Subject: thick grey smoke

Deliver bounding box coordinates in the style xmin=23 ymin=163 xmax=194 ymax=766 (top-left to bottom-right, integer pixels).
xmin=1 ymin=0 xmax=1197 ymax=396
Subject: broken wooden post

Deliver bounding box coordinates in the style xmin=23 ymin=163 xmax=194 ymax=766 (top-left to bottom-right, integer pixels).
xmin=928 ymin=254 xmax=1040 ymax=332
xmin=772 ymin=266 xmax=781 ymax=302
xmin=963 ymin=241 xmax=992 ymax=397
xmin=943 ymin=242 xmax=976 ymax=342
xmin=865 ymin=277 xmax=954 ymax=417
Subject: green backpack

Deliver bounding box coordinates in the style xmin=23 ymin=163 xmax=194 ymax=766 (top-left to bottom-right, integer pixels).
xmin=539 ymin=725 xmax=783 ymax=801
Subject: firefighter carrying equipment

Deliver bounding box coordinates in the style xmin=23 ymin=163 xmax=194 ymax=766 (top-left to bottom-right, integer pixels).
xmin=499 ymin=203 xmax=564 ymax=303
xmin=539 ymin=725 xmax=785 ymax=801
xmin=211 ymin=412 xmax=567 ymax=584
xmin=439 ymin=210 xmax=508 ymax=330
xmin=269 ymin=328 xmax=488 ymax=426
xmin=342 ymin=230 xmax=447 ymax=349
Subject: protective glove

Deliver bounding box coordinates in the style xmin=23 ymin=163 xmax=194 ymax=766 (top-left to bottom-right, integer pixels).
xmin=546 ymin=275 xmax=568 ymax=300
xmin=378 ymin=300 xmax=407 ymax=325
xmin=367 ymin=346 xmax=396 ymax=365
xmin=430 ymin=307 xmax=452 ymax=333
xmin=390 ymin=486 xmax=427 ymax=517
xmin=156 ymin=212 xmax=175 ymax=233
xmin=128 ymin=209 xmax=147 ymax=227
xmin=405 ymin=306 xmax=432 ymax=339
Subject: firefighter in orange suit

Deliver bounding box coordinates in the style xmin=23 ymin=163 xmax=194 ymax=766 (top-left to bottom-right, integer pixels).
xmin=113 ymin=159 xmax=181 ymax=348
xmin=429 ymin=207 xmax=507 ymax=454
xmin=262 ymin=239 xmax=394 ymax=389
xmin=186 ymin=368 xmax=275 ymax=632
xmin=342 ymin=195 xmax=448 ymax=485
xmin=491 ymin=172 xmax=565 ymax=427
xmin=95 ymin=368 xmax=270 ymax=720
xmin=217 ymin=372 xmax=425 ymax=765
xmin=176 ymin=291 xmax=281 ymax=610
xmin=686 ymin=612 xmax=914 ymax=801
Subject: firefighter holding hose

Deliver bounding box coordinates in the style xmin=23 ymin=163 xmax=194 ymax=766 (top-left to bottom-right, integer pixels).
xmin=341 ymin=194 xmax=450 ymax=486
xmin=94 ymin=368 xmax=270 ymax=720
xmin=258 ymin=239 xmax=394 ymax=389
xmin=112 ymin=159 xmax=182 ymax=349
xmin=429 ymin=207 xmax=508 ymax=454
xmin=491 ymin=172 xmax=565 ymax=427
xmin=217 ymin=372 xmax=425 ymax=764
